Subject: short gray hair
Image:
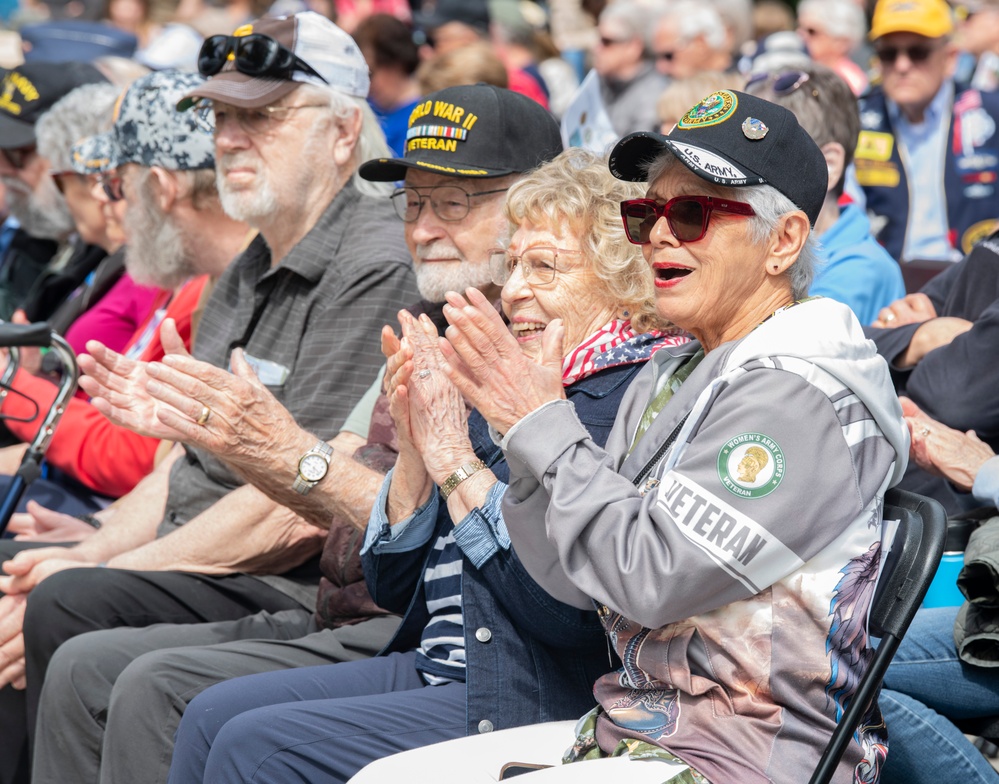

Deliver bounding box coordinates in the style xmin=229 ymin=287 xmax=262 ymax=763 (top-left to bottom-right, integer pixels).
xmin=36 ymin=83 xmax=122 ymax=172
xmin=296 ymin=84 xmax=393 ymax=199
xmin=660 ymin=2 xmax=728 ymax=50
xmin=797 ymin=0 xmax=867 ymax=45
xmin=646 ymin=153 xmax=818 ymax=298
xmin=600 ymin=0 xmax=661 ymax=49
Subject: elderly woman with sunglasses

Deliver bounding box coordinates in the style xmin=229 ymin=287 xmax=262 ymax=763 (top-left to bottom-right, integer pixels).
xmin=363 ymin=92 xmax=910 ymax=783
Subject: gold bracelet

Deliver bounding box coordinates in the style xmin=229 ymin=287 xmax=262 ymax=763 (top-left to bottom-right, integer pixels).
xmin=439 ymin=460 xmax=488 ymax=501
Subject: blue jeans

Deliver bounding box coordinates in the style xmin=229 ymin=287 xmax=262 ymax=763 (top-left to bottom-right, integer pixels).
xmin=880 ymin=606 xmax=999 ymax=783
xmin=168 ymin=650 xmax=468 ymax=783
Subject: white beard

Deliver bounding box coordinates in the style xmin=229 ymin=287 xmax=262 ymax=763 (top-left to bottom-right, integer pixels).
xmin=216 ymin=155 xmax=278 ymax=225
xmin=414 ymin=243 xmax=494 ymax=301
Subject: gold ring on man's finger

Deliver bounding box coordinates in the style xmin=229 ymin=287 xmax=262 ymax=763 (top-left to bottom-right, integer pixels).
xmin=197 ymin=405 xmax=212 ymax=426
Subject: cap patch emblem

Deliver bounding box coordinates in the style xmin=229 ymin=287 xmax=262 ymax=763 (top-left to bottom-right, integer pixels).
xmin=742 ymin=117 xmax=768 ymax=140
xmin=0 ymin=72 xmax=40 ymax=117
xmin=717 ymin=433 xmax=784 ymax=499
xmin=678 ymin=90 xmax=737 ymax=129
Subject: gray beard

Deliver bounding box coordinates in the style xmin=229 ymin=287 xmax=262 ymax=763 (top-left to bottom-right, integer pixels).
xmin=414 ymin=252 xmax=495 ymax=302
xmin=122 ymin=183 xmax=195 ymax=289
xmin=2 ymin=175 xmax=75 ymax=241
xmin=216 ymin=159 xmax=278 ymax=225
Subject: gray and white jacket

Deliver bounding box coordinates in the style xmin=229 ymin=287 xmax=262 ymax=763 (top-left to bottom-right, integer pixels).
xmin=501 ymin=298 xmax=908 ymax=784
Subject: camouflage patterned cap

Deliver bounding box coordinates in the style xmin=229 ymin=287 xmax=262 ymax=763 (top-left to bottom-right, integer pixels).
xmin=71 ymin=70 xmax=215 ymax=175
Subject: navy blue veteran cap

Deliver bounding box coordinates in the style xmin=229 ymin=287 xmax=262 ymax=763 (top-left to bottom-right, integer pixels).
xmin=359 ymin=84 xmax=563 ymax=181
xmin=0 ymin=62 xmax=106 ymax=149
xmin=608 ymin=89 xmax=828 ymax=226
xmin=71 ymin=70 xmax=215 ymax=175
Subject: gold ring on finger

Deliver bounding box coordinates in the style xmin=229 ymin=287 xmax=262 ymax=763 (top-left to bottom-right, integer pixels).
xmin=197 ymin=405 xmax=212 ymax=426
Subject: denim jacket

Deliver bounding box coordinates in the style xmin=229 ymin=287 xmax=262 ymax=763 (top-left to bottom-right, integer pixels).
xmin=361 ymin=362 xmax=642 ymax=736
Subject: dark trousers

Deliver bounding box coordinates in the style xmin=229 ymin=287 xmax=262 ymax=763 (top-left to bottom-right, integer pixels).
xmin=0 ymin=547 xmax=306 ymax=784
xmin=168 ymin=650 xmax=468 ymax=784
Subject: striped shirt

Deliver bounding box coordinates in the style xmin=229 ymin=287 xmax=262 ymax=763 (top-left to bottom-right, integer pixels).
xmin=415 ymin=531 xmax=466 ymax=685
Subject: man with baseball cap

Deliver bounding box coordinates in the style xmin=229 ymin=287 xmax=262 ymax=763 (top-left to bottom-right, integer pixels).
xmin=0 ymin=12 xmax=418 ymax=782
xmin=28 ymin=83 xmax=569 ymax=784
xmin=855 ymin=0 xmax=999 ymax=263
xmin=0 ymin=61 xmax=106 ymax=319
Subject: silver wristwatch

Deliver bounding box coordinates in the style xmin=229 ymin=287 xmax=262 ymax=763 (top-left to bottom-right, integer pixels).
xmin=292 ymin=441 xmax=333 ymax=495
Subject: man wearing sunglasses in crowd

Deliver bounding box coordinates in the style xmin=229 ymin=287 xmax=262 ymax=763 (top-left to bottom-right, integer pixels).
xmin=592 ymin=0 xmax=668 ymax=137
xmin=854 ymin=0 xmax=999 ymax=264
xmin=0 ymin=12 xmax=419 ymax=783
xmin=17 ymin=83 xmax=568 ymax=784
xmin=0 ymin=62 xmax=107 ymax=322
xmin=651 ymin=1 xmax=732 ymax=82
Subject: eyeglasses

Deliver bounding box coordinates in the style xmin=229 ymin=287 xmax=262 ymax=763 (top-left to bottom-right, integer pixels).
xmin=488 ymin=246 xmax=582 ymax=286
xmin=874 ymin=42 xmax=942 ymax=65
xmin=198 ymin=33 xmax=328 ymax=84
xmin=1 ymin=146 xmax=36 ymax=170
xmin=655 ymin=50 xmax=675 ymax=62
xmin=97 ymin=173 xmax=124 ymax=202
xmin=390 ymin=185 xmax=508 ymax=223
xmin=745 ymin=70 xmax=818 ymax=99
xmin=194 ymin=101 xmax=328 ymax=136
xmin=620 ymin=196 xmax=756 ymax=244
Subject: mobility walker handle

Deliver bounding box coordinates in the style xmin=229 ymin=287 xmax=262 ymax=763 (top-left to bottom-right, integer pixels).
xmin=0 ymin=323 xmax=79 ymax=536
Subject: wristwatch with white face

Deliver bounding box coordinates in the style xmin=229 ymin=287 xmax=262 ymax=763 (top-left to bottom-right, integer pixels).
xmin=292 ymin=441 xmax=333 ymax=495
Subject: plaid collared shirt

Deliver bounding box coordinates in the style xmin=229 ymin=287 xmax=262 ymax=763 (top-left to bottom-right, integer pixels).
xmin=159 ymin=179 xmax=418 ymax=607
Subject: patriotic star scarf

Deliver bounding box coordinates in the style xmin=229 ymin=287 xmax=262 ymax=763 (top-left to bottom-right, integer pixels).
xmin=561 ymin=319 xmax=690 ymax=386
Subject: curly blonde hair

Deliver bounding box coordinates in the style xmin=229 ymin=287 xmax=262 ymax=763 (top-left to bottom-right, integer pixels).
xmin=503 ymin=148 xmax=670 ymax=334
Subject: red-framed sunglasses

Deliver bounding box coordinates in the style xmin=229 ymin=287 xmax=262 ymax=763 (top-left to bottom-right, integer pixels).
xmin=620 ymin=196 xmax=756 ymax=245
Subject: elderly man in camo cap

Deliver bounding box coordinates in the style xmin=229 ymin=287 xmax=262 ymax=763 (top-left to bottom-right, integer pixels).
xmin=67 ymin=69 xmax=246 ymax=290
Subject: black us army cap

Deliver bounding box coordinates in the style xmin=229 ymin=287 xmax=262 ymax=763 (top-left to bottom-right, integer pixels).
xmin=609 ymin=89 xmax=827 ymax=226
xmin=359 ymin=83 xmax=563 ymax=181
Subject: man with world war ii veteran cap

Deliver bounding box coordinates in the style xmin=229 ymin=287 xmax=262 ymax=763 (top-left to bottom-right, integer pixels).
xmin=0 ymin=61 xmax=106 ymax=319
xmin=14 ymin=82 xmax=567 ymax=784
xmin=0 ymin=11 xmax=420 ymax=784
xmin=856 ymin=0 xmax=999 ymax=263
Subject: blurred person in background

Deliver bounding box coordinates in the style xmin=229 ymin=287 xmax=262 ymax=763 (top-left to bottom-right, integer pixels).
xmin=592 ymin=0 xmax=667 ymax=135
xmin=416 ymin=41 xmax=508 ymax=95
xmin=0 ymin=61 xmax=107 ymax=321
xmin=747 ymin=64 xmax=905 ymax=325
xmin=855 ymin=0 xmax=999 ymax=263
xmin=953 ymin=0 xmax=999 ymax=90
xmin=751 ymin=0 xmax=795 ymax=42
xmin=352 ymin=13 xmax=421 ymax=157
xmin=653 ymin=1 xmax=733 ymax=80
xmin=796 ymin=0 xmax=870 ymax=95
xmin=101 ymin=0 xmax=203 ymax=69
xmin=710 ymin=0 xmax=754 ymax=63
xmin=415 ymin=0 xmax=548 ymax=107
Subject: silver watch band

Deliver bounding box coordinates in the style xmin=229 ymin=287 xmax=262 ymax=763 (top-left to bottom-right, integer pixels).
xmin=292 ymin=441 xmax=334 ymax=495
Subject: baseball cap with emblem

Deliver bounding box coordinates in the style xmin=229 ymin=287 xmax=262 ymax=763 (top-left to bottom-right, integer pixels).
xmin=70 ymin=70 xmax=215 ymax=175
xmin=868 ymin=0 xmax=954 ymax=40
xmin=0 ymin=61 xmax=105 ymax=150
xmin=608 ymin=89 xmax=827 ymax=226
xmin=359 ymin=83 xmax=563 ymax=181
xmin=178 ymin=11 xmax=368 ymax=111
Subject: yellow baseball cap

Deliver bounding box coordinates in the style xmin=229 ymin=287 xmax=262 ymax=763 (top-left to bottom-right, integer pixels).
xmin=869 ymin=0 xmax=954 ymax=39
